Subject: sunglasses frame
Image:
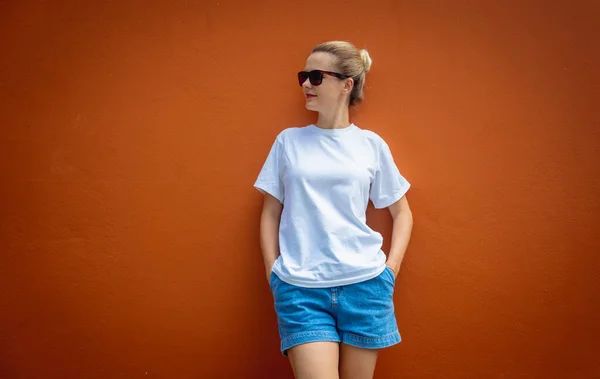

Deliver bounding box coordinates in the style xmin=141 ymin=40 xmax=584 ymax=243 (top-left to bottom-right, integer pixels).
xmin=297 ymin=70 xmax=350 ymax=86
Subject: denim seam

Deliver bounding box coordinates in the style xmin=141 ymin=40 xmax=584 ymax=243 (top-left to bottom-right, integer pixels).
xmin=330 ymin=288 xmax=336 ymax=312
xmin=339 ymin=332 xmax=401 ymax=350
xmin=341 ymin=330 xmax=401 ymax=343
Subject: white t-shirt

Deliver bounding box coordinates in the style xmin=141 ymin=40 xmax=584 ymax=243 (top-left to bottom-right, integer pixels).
xmin=254 ymin=123 xmax=410 ymax=288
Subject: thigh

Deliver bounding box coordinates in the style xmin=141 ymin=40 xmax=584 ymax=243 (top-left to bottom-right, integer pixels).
xmin=288 ymin=341 xmax=340 ymax=379
xmin=339 ymin=343 xmax=378 ymax=379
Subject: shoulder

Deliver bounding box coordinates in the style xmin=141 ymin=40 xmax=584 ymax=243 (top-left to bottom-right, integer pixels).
xmin=353 ymin=125 xmax=389 ymax=148
xmin=275 ymin=125 xmax=311 ymax=143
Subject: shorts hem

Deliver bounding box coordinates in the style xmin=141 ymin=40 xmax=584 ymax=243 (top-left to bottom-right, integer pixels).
xmin=340 ymin=331 xmax=401 ymax=350
xmin=280 ymin=330 xmax=341 ymax=356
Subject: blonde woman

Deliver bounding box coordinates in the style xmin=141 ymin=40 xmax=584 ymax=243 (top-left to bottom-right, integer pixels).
xmin=254 ymin=41 xmax=413 ymax=379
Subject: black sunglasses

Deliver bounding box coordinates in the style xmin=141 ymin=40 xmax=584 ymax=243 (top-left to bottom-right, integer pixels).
xmin=297 ymin=70 xmax=350 ymax=86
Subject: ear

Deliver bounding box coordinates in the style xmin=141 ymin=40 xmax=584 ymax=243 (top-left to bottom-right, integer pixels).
xmin=342 ymin=77 xmax=354 ymax=95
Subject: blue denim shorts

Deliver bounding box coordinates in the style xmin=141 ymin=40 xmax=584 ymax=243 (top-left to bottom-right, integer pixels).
xmin=269 ymin=266 xmax=401 ymax=356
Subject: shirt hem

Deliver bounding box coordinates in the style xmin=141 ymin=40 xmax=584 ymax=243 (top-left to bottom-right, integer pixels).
xmin=373 ymin=183 xmax=411 ymax=209
xmin=253 ymin=183 xmax=283 ymax=203
xmin=272 ymin=265 xmax=388 ymax=288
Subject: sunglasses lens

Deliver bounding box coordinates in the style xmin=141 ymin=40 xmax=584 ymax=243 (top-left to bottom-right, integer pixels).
xmin=298 ymin=71 xmax=324 ymax=86
xmin=297 ymin=72 xmax=309 ymax=86
xmin=309 ymin=71 xmax=323 ymax=86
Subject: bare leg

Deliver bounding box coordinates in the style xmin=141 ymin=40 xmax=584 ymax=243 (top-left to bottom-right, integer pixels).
xmin=338 ymin=344 xmax=379 ymax=379
xmin=287 ymin=342 xmax=340 ymax=379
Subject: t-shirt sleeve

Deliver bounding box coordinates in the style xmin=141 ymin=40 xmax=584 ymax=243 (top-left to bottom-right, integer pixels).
xmin=369 ymin=139 xmax=411 ymax=209
xmin=253 ymin=133 xmax=285 ymax=203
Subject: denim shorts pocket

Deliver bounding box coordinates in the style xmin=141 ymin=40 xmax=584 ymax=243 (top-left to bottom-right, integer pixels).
xmin=383 ymin=266 xmax=396 ymax=286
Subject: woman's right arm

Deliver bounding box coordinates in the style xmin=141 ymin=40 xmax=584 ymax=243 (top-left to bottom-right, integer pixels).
xmin=260 ymin=193 xmax=283 ymax=281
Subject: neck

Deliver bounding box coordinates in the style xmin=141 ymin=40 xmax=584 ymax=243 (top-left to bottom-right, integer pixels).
xmin=316 ymin=104 xmax=350 ymax=130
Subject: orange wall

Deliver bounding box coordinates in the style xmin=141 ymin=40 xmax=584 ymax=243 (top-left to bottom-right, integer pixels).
xmin=1 ymin=1 xmax=599 ymax=378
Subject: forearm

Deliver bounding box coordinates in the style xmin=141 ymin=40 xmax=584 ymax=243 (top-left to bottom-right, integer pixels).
xmin=260 ymin=210 xmax=281 ymax=273
xmin=386 ymin=209 xmax=413 ymax=272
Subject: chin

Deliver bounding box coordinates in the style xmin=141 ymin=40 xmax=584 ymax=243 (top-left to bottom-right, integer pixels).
xmin=305 ymin=101 xmax=320 ymax=112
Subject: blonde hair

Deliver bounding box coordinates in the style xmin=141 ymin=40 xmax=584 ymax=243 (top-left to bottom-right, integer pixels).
xmin=312 ymin=41 xmax=373 ymax=106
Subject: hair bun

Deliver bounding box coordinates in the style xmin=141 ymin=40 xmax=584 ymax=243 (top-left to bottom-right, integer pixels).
xmin=359 ymin=49 xmax=372 ymax=73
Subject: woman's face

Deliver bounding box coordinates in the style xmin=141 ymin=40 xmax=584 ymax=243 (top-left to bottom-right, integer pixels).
xmin=301 ymin=52 xmax=351 ymax=112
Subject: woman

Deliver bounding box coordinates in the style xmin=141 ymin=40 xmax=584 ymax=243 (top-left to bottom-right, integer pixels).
xmin=254 ymin=40 xmax=413 ymax=379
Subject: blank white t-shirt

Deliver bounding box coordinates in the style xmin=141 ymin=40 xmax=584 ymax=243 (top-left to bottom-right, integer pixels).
xmin=254 ymin=123 xmax=410 ymax=288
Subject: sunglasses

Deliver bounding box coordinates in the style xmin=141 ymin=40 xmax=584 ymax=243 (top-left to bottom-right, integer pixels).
xmin=297 ymin=70 xmax=350 ymax=86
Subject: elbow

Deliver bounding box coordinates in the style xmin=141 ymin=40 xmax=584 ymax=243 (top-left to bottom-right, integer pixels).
xmin=396 ymin=207 xmax=413 ymax=226
xmin=393 ymin=208 xmax=413 ymax=231
xmin=406 ymin=209 xmax=414 ymax=227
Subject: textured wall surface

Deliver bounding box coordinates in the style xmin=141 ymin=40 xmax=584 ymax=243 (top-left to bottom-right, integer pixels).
xmin=1 ymin=1 xmax=599 ymax=378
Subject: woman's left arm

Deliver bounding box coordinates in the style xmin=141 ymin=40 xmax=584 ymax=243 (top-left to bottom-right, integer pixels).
xmin=385 ymin=195 xmax=413 ymax=277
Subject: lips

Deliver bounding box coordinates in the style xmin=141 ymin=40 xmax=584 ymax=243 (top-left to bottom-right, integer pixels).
xmin=305 ymin=94 xmax=317 ymax=98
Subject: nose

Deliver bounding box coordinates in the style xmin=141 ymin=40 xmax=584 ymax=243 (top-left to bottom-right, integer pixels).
xmin=301 ymin=77 xmax=312 ymax=89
